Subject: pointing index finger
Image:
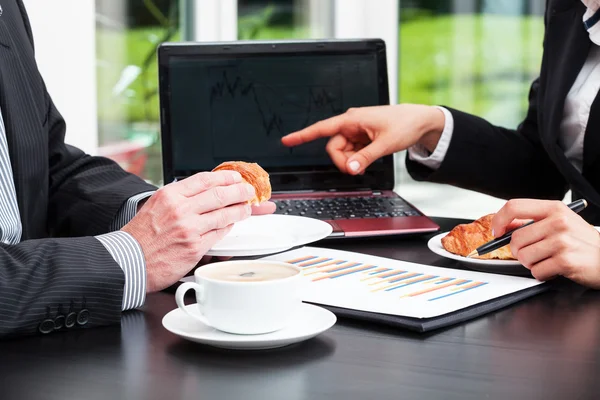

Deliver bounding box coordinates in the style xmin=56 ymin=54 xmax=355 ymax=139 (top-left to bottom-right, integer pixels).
xmin=281 ymin=113 xmax=354 ymax=147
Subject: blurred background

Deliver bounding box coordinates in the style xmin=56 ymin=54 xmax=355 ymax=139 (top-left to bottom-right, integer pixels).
xmin=27 ymin=0 xmax=549 ymax=219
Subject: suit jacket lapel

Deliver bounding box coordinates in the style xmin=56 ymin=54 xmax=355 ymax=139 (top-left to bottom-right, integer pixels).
xmin=0 ymin=12 xmax=49 ymax=239
xmin=0 ymin=19 xmax=23 ymax=220
xmin=541 ymin=3 xmax=590 ymax=147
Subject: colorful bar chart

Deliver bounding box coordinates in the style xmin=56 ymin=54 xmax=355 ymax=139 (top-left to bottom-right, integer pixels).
xmin=286 ymin=254 xmax=489 ymax=302
xmin=263 ymin=246 xmax=542 ymax=319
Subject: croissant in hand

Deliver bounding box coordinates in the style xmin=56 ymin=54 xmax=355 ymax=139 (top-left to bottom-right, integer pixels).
xmin=212 ymin=161 xmax=272 ymax=205
xmin=441 ymin=214 xmax=516 ymax=260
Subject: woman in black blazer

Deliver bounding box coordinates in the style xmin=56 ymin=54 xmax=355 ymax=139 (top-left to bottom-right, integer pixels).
xmin=282 ymin=0 xmax=600 ymax=288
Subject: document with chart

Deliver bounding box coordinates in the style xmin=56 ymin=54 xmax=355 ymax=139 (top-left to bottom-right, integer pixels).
xmin=261 ymin=247 xmax=543 ymax=319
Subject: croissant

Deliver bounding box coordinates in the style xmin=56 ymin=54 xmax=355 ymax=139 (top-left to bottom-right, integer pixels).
xmin=441 ymin=214 xmax=516 ymax=260
xmin=212 ymin=161 xmax=271 ymax=205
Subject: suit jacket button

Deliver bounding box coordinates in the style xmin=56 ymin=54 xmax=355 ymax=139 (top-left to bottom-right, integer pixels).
xmin=65 ymin=312 xmax=77 ymax=328
xmin=39 ymin=319 xmax=55 ymax=334
xmin=54 ymin=314 xmax=66 ymax=330
xmin=77 ymin=309 xmax=90 ymax=326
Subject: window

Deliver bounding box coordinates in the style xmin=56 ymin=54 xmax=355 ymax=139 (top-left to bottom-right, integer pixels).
xmin=96 ymin=0 xmax=183 ymax=186
xmin=398 ymin=0 xmax=545 ymax=128
xmin=237 ymin=0 xmax=334 ymax=40
xmin=396 ymin=0 xmax=547 ymax=218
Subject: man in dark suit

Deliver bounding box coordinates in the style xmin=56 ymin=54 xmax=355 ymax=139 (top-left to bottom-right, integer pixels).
xmin=282 ymin=0 xmax=600 ymax=288
xmin=0 ymin=1 xmax=274 ymax=338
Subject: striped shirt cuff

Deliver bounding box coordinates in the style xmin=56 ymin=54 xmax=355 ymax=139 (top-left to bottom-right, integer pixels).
xmin=110 ymin=191 xmax=155 ymax=230
xmin=95 ymin=231 xmax=147 ymax=311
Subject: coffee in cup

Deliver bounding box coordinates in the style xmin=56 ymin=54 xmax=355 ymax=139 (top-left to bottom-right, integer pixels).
xmin=198 ymin=262 xmax=299 ymax=282
xmin=175 ymin=260 xmax=303 ymax=335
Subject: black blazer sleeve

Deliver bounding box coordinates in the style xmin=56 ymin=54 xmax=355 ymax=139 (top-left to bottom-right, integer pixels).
xmin=406 ymin=76 xmax=569 ymax=201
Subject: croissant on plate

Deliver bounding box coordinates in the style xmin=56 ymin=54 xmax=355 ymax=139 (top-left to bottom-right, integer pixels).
xmin=441 ymin=214 xmax=516 ymax=260
xmin=212 ymin=161 xmax=272 ymax=205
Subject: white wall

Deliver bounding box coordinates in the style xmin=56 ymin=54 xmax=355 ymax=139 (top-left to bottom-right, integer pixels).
xmin=194 ymin=0 xmax=237 ymax=41
xmin=334 ymin=0 xmax=398 ymax=105
xmin=22 ymin=0 xmax=98 ymax=155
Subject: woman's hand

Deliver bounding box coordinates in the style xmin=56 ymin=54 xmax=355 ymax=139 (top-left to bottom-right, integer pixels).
xmin=491 ymin=199 xmax=600 ymax=288
xmin=281 ymin=104 xmax=446 ymax=175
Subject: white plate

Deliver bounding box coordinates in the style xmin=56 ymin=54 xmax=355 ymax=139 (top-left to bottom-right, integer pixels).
xmin=427 ymin=232 xmax=530 ymax=276
xmin=206 ymin=214 xmax=333 ymax=257
xmin=162 ymin=303 xmax=336 ymax=350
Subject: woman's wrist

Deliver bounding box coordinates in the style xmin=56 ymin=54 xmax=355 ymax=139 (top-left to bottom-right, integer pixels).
xmin=417 ymin=106 xmax=446 ymax=153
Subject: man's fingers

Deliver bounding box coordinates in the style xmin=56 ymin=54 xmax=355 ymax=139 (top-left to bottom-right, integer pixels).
xmin=200 ymin=204 xmax=251 ymax=232
xmin=251 ymin=201 xmax=276 ymax=215
xmin=281 ymin=113 xmax=356 ymax=147
xmin=492 ymin=200 xmax=568 ymax=237
xmin=198 ymin=224 xmax=234 ymax=253
xmin=174 ymin=170 xmax=243 ymax=197
xmin=191 ymin=183 xmax=255 ymax=214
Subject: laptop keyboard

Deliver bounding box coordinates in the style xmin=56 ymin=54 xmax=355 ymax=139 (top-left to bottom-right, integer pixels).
xmin=272 ymin=196 xmax=421 ymax=220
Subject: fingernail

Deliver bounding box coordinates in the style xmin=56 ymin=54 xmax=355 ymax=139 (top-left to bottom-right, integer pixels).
xmin=232 ymin=172 xmax=242 ymax=182
xmin=492 ymin=229 xmax=496 ymax=237
xmin=246 ymin=184 xmax=255 ymax=196
xmin=349 ymin=160 xmax=360 ymax=172
xmin=245 ymin=204 xmax=252 ymax=214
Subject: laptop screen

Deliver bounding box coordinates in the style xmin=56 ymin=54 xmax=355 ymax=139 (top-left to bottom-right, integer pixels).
xmin=158 ymin=40 xmax=394 ymax=192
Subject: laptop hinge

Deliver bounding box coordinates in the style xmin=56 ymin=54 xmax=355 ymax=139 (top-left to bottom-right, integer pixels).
xmin=325 ymin=188 xmax=374 ymax=193
xmin=273 ymin=188 xmax=375 ymax=196
xmin=273 ymin=190 xmax=318 ymax=195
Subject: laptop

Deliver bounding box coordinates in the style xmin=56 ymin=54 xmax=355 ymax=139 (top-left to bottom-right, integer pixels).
xmin=158 ymin=39 xmax=440 ymax=238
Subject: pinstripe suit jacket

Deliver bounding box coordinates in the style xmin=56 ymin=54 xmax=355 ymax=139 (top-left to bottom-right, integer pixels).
xmin=0 ymin=1 xmax=157 ymax=338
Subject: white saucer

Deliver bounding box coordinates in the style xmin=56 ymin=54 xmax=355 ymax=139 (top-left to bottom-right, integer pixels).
xmin=427 ymin=232 xmax=530 ymax=275
xmin=206 ymin=214 xmax=332 ymax=257
xmin=162 ymin=303 xmax=336 ymax=350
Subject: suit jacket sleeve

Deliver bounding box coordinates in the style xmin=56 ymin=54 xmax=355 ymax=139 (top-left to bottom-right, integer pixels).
xmin=0 ymin=236 xmax=127 ymax=338
xmin=405 ymin=77 xmax=569 ymax=201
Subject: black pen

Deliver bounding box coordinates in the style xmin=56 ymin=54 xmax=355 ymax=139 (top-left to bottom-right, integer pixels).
xmin=466 ymin=199 xmax=588 ymax=258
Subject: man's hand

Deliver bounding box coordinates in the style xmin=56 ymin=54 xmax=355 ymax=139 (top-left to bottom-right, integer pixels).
xmin=281 ymin=104 xmax=446 ymax=175
xmin=251 ymin=201 xmax=276 ymax=215
xmin=122 ymin=170 xmax=258 ymax=292
xmin=492 ymin=199 xmax=600 ymax=288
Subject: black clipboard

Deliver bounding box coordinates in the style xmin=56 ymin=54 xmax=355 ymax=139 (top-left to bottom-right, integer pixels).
xmin=305 ymin=283 xmax=550 ymax=332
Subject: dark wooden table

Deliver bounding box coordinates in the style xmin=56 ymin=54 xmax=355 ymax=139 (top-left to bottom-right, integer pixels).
xmin=2 ymin=217 xmax=600 ymax=400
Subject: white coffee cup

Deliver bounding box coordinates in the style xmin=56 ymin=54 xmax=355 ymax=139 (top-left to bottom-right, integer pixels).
xmin=175 ymin=260 xmax=304 ymax=335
